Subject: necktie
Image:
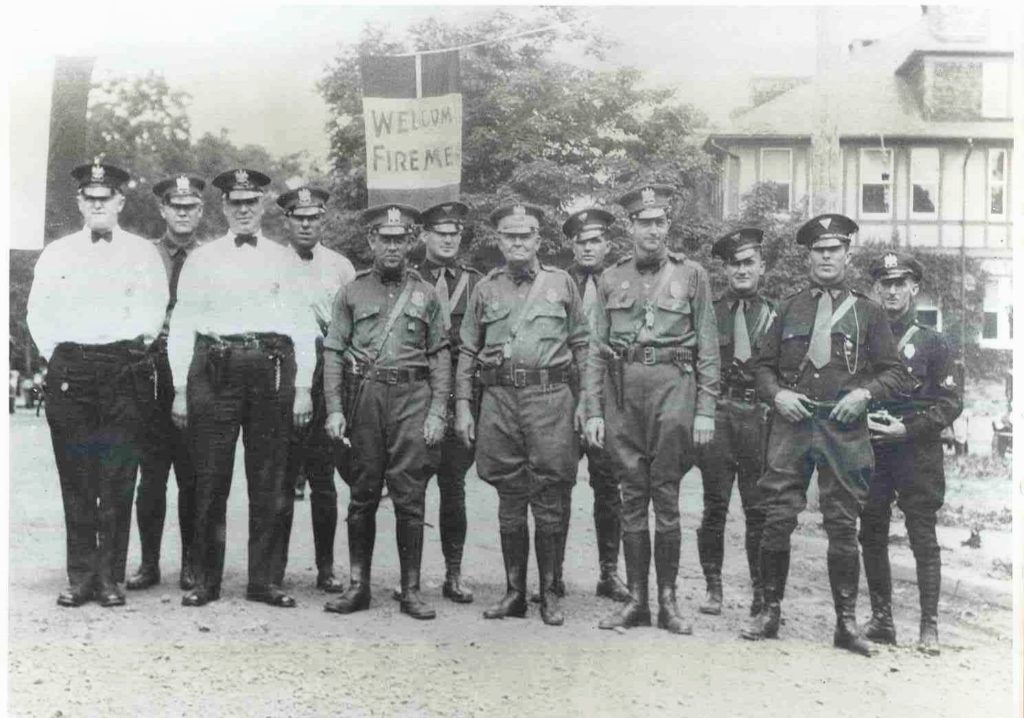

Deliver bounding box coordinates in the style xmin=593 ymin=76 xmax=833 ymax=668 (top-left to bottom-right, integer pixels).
xmin=91 ymin=230 xmax=112 ymax=243
xmin=733 ymin=299 xmax=751 ymax=362
xmin=807 ymin=289 xmax=834 ymax=369
xmin=435 ymin=270 xmax=452 ymax=332
xmin=168 ymin=252 xmax=187 ymax=308
xmin=583 ymin=273 xmax=599 ymax=329
xmin=234 ymin=233 xmax=257 ymax=247
xmin=296 ymin=247 xmax=313 ymax=261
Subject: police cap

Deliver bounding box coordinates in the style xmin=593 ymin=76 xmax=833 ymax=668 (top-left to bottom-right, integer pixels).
xmin=362 ymin=203 xmax=420 ymax=236
xmin=869 ymin=251 xmax=924 ymax=282
xmin=72 ymin=159 xmax=130 ymax=199
xmin=489 ymin=203 xmax=545 ymax=236
xmin=796 ymin=213 xmax=858 ymax=249
xmin=212 ymin=168 xmax=271 ymax=201
xmin=712 ymin=227 xmax=764 ymax=262
xmin=153 ymin=175 xmax=205 ymax=206
xmin=277 ymin=186 xmax=329 ymax=217
xmin=421 ymin=201 xmax=469 ymax=234
xmin=562 ymin=207 xmax=615 ymax=242
xmin=616 ymin=184 xmax=675 ymax=220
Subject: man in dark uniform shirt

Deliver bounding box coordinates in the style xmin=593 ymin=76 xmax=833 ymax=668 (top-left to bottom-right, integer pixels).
xmin=559 ymin=207 xmax=630 ymax=603
xmin=859 ymin=252 xmax=962 ymax=655
xmin=742 ymin=214 xmax=905 ymax=656
xmin=323 ymin=204 xmax=449 ymax=621
xmin=127 ymin=175 xmax=205 ymax=592
xmin=695 ymin=228 xmax=774 ymax=617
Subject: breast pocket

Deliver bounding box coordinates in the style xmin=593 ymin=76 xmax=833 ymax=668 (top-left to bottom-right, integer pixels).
xmin=653 ymin=296 xmax=691 ymax=337
xmin=529 ymin=301 xmax=567 ymax=339
xmin=779 ymin=320 xmax=812 ymax=371
xmin=481 ymin=303 xmax=512 ymax=346
xmin=352 ymin=304 xmax=382 ymax=346
xmin=402 ymin=304 xmax=428 ymax=347
xmin=606 ymin=294 xmax=636 ymax=337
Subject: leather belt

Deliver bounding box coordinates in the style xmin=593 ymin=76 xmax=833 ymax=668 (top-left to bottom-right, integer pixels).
xmin=614 ymin=345 xmax=693 ymax=366
xmin=720 ymin=385 xmax=758 ymax=403
xmin=55 ymin=339 xmax=146 ymax=361
xmin=345 ymin=364 xmax=429 ymax=385
xmin=200 ymin=332 xmax=292 ymax=350
xmin=477 ymin=366 xmax=571 ymax=388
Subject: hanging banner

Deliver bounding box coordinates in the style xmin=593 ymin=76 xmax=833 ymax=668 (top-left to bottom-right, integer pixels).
xmin=360 ymin=50 xmax=461 ymax=207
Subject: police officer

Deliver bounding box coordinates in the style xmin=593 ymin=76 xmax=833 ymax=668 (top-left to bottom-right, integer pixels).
xmin=742 ymin=214 xmax=905 ymax=655
xmin=402 ymin=201 xmax=481 ymax=604
xmin=169 ymin=168 xmax=317 ymax=608
xmin=584 ymin=184 xmax=720 ymax=635
xmin=28 ymin=160 xmax=169 ymax=607
xmin=560 ymin=207 xmax=630 ymax=603
xmin=127 ymin=175 xmax=205 ymax=592
xmin=860 ymin=252 xmax=962 ymax=654
xmin=323 ymin=204 xmax=449 ymax=621
xmin=696 ymin=228 xmax=775 ymax=617
xmin=455 ymin=203 xmax=589 ymax=627
xmin=275 ymin=186 xmax=356 ymax=593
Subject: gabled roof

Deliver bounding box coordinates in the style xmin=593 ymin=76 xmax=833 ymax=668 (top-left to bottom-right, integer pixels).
xmin=708 ymin=18 xmax=1014 ymax=143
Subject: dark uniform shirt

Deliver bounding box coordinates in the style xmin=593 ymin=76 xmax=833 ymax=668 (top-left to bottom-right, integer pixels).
xmin=715 ymin=291 xmax=775 ymax=389
xmin=877 ymin=311 xmax=962 ymax=440
xmin=151 ymin=232 xmax=199 ymax=339
xmin=754 ymin=282 xmax=904 ymax=404
xmin=585 ymin=252 xmax=721 ymax=417
xmin=415 ymin=258 xmax=482 ymax=353
xmin=455 ymin=263 xmax=589 ymax=401
xmin=323 ymin=265 xmax=450 ymax=416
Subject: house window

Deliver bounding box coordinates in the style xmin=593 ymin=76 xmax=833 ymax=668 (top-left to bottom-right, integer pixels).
xmin=860 ymin=148 xmax=893 ymax=216
xmin=910 ymin=147 xmax=939 ymax=216
xmin=988 ymin=148 xmax=1007 ymax=218
xmin=916 ymin=309 xmax=939 ymax=328
xmin=760 ymin=148 xmax=792 ymax=211
xmin=982 ymin=312 xmax=999 ymax=340
xmin=982 ymin=62 xmax=1010 ymax=119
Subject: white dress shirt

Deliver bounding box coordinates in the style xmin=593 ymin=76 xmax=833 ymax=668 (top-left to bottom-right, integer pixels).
xmin=167 ymin=232 xmax=319 ymax=389
xmin=291 ymin=243 xmax=357 ymax=332
xmin=27 ymin=227 xmax=169 ymax=360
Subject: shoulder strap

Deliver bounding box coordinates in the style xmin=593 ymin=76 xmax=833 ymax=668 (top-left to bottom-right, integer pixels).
xmin=502 ymin=270 xmax=552 ymax=357
xmin=449 ymin=270 xmax=471 ymax=312
xmin=897 ymin=324 xmax=920 ymax=352
xmin=753 ymin=301 xmax=772 ymax=338
xmin=830 ymin=293 xmax=858 ymax=328
xmin=370 ymin=279 xmax=415 ymax=364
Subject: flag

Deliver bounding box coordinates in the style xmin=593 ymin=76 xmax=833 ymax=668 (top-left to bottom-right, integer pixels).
xmin=360 ymin=51 xmax=462 ymax=207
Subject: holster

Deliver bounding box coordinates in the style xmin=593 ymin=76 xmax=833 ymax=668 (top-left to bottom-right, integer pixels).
xmin=342 ymin=373 xmax=364 ymax=439
xmin=124 ymin=345 xmax=158 ymax=403
xmin=609 ymin=354 xmax=625 ymax=409
xmin=205 ymin=343 xmax=232 ymax=393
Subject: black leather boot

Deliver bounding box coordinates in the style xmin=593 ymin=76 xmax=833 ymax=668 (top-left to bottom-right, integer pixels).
xmin=324 ymin=515 xmax=374 ymax=614
xmin=396 ymin=521 xmax=435 ymax=620
xmin=178 ymin=545 xmax=196 ymax=591
xmin=654 ymin=531 xmax=691 ymax=634
xmin=484 ymin=528 xmax=528 ymax=619
xmin=741 ymin=549 xmax=788 ymax=640
xmin=916 ymin=548 xmax=942 ymax=655
xmin=829 ymin=553 xmax=874 ymax=657
xmin=441 ymin=535 xmax=474 ymax=603
xmin=859 ymin=505 xmax=896 ymax=644
xmin=696 ymin=528 xmax=723 ymax=616
xmin=126 ymin=519 xmax=162 ymax=590
xmin=745 ymin=522 xmax=765 ymax=617
xmin=536 ymin=530 xmax=565 ymax=626
xmin=312 ymin=499 xmax=344 ymax=593
xmin=599 ymin=531 xmax=652 ymax=630
xmin=595 ymin=515 xmax=630 ymax=602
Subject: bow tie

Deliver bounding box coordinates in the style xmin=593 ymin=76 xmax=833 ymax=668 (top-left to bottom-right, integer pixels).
xmin=91 ymin=230 xmax=112 ymax=243
xmin=378 ymin=266 xmax=405 ymax=284
xmin=296 ymin=247 xmax=314 ymax=261
xmin=635 ymin=257 xmax=664 ymax=274
xmin=234 ymin=234 xmax=257 ymax=248
xmin=509 ymin=267 xmax=536 ymax=285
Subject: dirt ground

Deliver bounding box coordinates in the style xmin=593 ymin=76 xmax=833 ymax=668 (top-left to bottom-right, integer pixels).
xmin=7 ymin=410 xmax=1016 ymax=717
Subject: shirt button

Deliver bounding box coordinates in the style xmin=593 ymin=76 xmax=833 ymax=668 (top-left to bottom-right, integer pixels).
xmin=813 ymin=373 xmax=820 ymax=379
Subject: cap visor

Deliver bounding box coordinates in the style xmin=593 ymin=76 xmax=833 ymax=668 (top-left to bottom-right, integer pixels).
xmin=427 ymin=222 xmax=460 ymax=234
xmin=81 ymin=186 xmax=115 ymax=199
xmin=632 ymin=208 xmax=667 ymax=220
xmin=809 ymin=237 xmax=847 ymax=250
xmin=497 ymin=227 xmax=535 ymax=236
xmin=577 ymin=228 xmax=607 ymax=241
xmin=290 ymin=207 xmax=323 ymax=217
xmin=226 ymin=189 xmax=262 ymax=201
xmin=731 ymin=245 xmax=760 ymax=262
xmin=876 ymin=269 xmax=915 ymax=281
xmin=167 ymin=195 xmax=202 ymax=206
xmin=375 ymin=225 xmax=411 ymax=236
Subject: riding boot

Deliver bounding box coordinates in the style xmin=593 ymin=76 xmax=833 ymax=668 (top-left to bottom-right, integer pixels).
xmin=696 ymin=528 xmax=723 ymax=616
xmin=126 ymin=511 xmax=163 ymax=590
xmin=396 ymin=521 xmax=435 ymax=620
xmin=441 ymin=536 xmax=474 ymax=604
xmin=653 ymin=531 xmax=691 ymax=634
xmin=599 ymin=530 xmax=651 ymax=630
xmin=483 ymin=527 xmax=529 ymax=619
xmin=741 ymin=549 xmax=788 ymax=640
xmin=312 ymin=497 xmax=343 ymax=592
xmin=324 ymin=513 xmax=374 ymax=614
xmin=179 ymin=545 xmax=196 ymax=591
xmin=828 ymin=553 xmax=874 ymax=657
xmin=536 ymin=530 xmax=565 ymax=626
xmin=745 ymin=523 xmax=764 ymax=617
xmin=859 ymin=505 xmax=896 ymax=644
xmin=595 ymin=514 xmax=630 ymax=602
xmin=916 ymin=548 xmax=942 ymax=655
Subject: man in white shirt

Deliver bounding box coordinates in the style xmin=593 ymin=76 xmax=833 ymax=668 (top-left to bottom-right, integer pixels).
xmin=274 ymin=185 xmax=356 ymax=594
xmin=168 ymin=168 xmax=316 ymax=608
xmin=27 ymin=160 xmax=169 ymax=608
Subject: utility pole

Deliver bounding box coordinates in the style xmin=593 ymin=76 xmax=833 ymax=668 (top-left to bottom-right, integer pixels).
xmin=810 ymin=7 xmax=843 ymax=215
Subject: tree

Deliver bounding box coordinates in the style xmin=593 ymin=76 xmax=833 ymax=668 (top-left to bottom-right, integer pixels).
xmin=317 ymin=7 xmax=720 ymax=268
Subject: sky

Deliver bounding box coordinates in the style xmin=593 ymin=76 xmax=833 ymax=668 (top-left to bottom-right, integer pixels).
xmin=7 ymin=3 xmax=1017 ymax=166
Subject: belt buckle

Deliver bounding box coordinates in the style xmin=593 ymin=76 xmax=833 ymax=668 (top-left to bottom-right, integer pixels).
xmin=513 ymin=368 xmax=527 ymax=388
xmin=743 ymin=388 xmax=756 ymax=403
xmin=642 ymin=347 xmax=656 ymax=365
xmin=386 ymin=368 xmax=400 ymax=385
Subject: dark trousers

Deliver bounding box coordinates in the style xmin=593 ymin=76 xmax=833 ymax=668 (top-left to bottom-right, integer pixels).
xmin=476 ymin=384 xmax=577 ymax=535
xmin=135 ymin=350 xmax=196 ymax=567
xmin=605 ymin=364 xmax=696 ymax=535
xmin=187 ymin=338 xmax=295 ymax=593
xmin=759 ymin=415 xmax=873 ymax=556
xmin=696 ymin=398 xmax=767 ymax=551
xmin=859 ymin=440 xmax=945 ymax=562
xmin=45 ymin=341 xmax=152 ymax=588
xmin=435 ymin=427 xmax=475 ymax=566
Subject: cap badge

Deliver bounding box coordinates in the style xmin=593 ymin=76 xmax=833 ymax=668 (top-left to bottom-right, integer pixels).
xmin=883 ymin=253 xmax=898 ymax=269
xmin=641 ymin=187 xmax=656 ymax=207
xmin=442 ymin=204 xmax=452 ymax=214
xmin=176 ymin=176 xmax=191 ymax=193
xmin=91 ymin=164 xmax=105 ymax=182
xmin=579 ymin=211 xmax=588 ymax=223
xmin=298 ymin=188 xmax=312 ymax=205
xmin=234 ymin=169 xmax=250 ymax=186
xmin=819 ymin=217 xmax=832 ymax=230
xmin=386 ymin=207 xmax=402 ymax=225
xmin=944 ymin=374 xmax=956 ymax=387
xmin=513 ymin=204 xmax=526 ymax=217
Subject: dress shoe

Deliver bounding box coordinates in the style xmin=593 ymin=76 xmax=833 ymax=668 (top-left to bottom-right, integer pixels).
xmin=324 ymin=583 xmax=371 ymax=614
xmin=595 ymin=571 xmax=631 ymax=603
xmin=126 ymin=564 xmax=160 ymax=591
xmin=442 ymin=572 xmax=474 ymax=604
xmin=182 ymin=586 xmax=219 ymax=607
xmin=316 ymin=572 xmax=346 ymax=593
xmin=57 ymin=582 xmax=95 ymax=608
xmin=246 ymin=586 xmax=296 ymax=608
xmin=97 ymin=582 xmax=126 ymax=608
xmin=179 ymin=564 xmax=196 ymax=591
